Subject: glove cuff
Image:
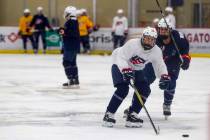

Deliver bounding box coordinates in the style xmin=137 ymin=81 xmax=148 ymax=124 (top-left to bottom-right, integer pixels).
xmin=161 ymin=74 xmax=170 ymax=80
xmin=181 ymin=54 xmax=191 ymax=61
xmin=122 ymin=68 xmax=133 ymax=73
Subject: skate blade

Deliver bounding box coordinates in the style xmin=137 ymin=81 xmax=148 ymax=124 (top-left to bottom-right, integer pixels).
xmin=62 ymin=85 xmax=80 ymax=89
xmin=102 ymin=121 xmax=114 ymax=128
xmin=125 ymin=122 xmax=142 ymax=128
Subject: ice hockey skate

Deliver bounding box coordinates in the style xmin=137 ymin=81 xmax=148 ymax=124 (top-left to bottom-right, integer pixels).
xmin=163 ymin=104 xmax=171 ymax=120
xmin=62 ymin=78 xmax=80 ymax=89
xmin=125 ymin=111 xmax=143 ymax=128
xmin=102 ymin=112 xmax=116 ymax=127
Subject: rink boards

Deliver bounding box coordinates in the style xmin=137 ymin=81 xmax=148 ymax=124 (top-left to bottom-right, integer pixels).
xmin=0 ymin=27 xmax=210 ymax=57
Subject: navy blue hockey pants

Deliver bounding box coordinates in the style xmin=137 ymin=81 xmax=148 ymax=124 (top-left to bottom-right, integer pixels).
xmin=63 ymin=51 xmax=78 ymax=80
xmin=34 ymin=30 xmax=47 ymax=50
xmin=113 ymin=35 xmax=126 ymax=49
xmin=106 ymin=64 xmax=151 ymax=114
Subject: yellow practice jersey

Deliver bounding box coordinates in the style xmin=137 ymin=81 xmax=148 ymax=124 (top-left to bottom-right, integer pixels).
xmin=78 ymin=15 xmax=93 ymax=36
xmin=19 ymin=15 xmax=33 ymax=35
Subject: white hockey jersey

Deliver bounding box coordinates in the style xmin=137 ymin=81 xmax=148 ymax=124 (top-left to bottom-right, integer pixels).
xmin=165 ymin=14 xmax=176 ymax=29
xmin=112 ymin=16 xmax=128 ymax=36
xmin=112 ymin=38 xmax=168 ymax=78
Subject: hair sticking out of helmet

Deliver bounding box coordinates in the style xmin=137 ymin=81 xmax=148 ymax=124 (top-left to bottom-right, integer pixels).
xmin=158 ymin=18 xmax=172 ymax=29
xmin=64 ymin=6 xmax=77 ymax=20
xmin=141 ymin=26 xmax=157 ymax=50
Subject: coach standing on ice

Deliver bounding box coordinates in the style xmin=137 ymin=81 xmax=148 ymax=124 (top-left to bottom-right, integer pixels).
xmin=111 ymin=9 xmax=128 ymax=49
xmin=59 ymin=6 xmax=80 ymax=89
xmin=30 ymin=6 xmax=52 ymax=54
xmin=18 ymin=9 xmax=36 ymax=53
xmin=165 ymin=6 xmax=176 ymax=29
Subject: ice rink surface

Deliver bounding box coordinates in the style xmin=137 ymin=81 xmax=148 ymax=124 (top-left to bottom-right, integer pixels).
xmin=0 ymin=54 xmax=209 ymax=140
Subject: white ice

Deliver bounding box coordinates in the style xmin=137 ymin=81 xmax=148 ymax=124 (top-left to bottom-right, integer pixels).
xmin=0 ymin=54 xmax=209 ymax=140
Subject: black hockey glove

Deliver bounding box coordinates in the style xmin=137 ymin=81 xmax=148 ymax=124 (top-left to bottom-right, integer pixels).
xmin=57 ymin=27 xmax=65 ymax=35
xmin=159 ymin=74 xmax=171 ymax=90
xmin=93 ymin=24 xmax=100 ymax=31
xmin=181 ymin=54 xmax=191 ymax=70
xmin=124 ymin=32 xmax=128 ymax=37
xmin=88 ymin=28 xmax=93 ymax=34
xmin=26 ymin=28 xmax=30 ymax=33
xmin=122 ymin=68 xmax=134 ymax=82
xmin=18 ymin=30 xmax=22 ymax=36
xmin=111 ymin=31 xmax=115 ymax=37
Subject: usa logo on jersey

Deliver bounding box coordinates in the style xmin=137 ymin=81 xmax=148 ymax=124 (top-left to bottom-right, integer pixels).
xmin=130 ymin=55 xmax=145 ymax=65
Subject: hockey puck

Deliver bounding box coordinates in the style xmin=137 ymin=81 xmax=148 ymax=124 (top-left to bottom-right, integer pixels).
xmin=182 ymin=134 xmax=189 ymax=138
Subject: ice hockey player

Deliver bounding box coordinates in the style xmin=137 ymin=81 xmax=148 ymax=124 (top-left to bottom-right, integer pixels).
xmin=102 ymin=26 xmax=170 ymax=128
xmin=112 ymin=9 xmax=128 ymax=49
xmin=165 ymin=6 xmax=176 ymax=29
xmin=156 ymin=18 xmax=191 ymax=119
xmin=30 ymin=6 xmax=52 ymax=54
xmin=152 ymin=18 xmax=159 ymax=31
xmin=123 ymin=18 xmax=191 ymax=120
xmin=18 ymin=9 xmax=36 ymax=53
xmin=77 ymin=8 xmax=94 ymax=54
xmin=59 ymin=6 xmax=80 ymax=88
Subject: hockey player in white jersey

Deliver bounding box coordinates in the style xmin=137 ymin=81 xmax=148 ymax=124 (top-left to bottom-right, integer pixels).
xmin=165 ymin=6 xmax=176 ymax=29
xmin=103 ymin=27 xmax=170 ymax=128
xmin=112 ymin=9 xmax=128 ymax=49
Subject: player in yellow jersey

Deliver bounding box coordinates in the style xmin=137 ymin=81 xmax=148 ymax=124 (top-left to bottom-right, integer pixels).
xmin=77 ymin=9 xmax=94 ymax=54
xmin=18 ymin=9 xmax=35 ymax=53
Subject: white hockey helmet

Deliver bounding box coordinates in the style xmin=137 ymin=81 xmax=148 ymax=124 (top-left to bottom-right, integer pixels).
xmin=76 ymin=9 xmax=83 ymax=16
xmin=64 ymin=6 xmax=77 ymax=19
xmin=37 ymin=6 xmax=43 ymax=12
xmin=117 ymin=9 xmax=124 ymax=14
xmin=165 ymin=6 xmax=173 ymax=12
xmin=23 ymin=8 xmax=31 ymax=13
xmin=80 ymin=8 xmax=87 ymax=14
xmin=153 ymin=18 xmax=159 ymax=24
xmin=158 ymin=18 xmax=172 ymax=28
xmin=142 ymin=26 xmax=157 ymax=38
xmin=141 ymin=26 xmax=157 ymax=50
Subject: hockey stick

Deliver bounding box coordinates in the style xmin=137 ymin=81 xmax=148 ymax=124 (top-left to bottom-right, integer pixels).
xmin=129 ymin=79 xmax=160 ymax=135
xmin=155 ymin=0 xmax=183 ymax=64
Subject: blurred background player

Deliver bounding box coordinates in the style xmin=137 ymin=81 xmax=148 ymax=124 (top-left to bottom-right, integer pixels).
xmin=112 ymin=9 xmax=128 ymax=49
xmin=152 ymin=18 xmax=159 ymax=31
xmin=156 ymin=18 xmax=190 ymax=119
xmin=30 ymin=6 xmax=52 ymax=54
xmin=59 ymin=6 xmax=80 ymax=88
xmin=103 ymin=27 xmax=170 ymax=128
xmin=18 ymin=9 xmax=35 ymax=53
xmin=77 ymin=8 xmax=94 ymax=54
xmin=165 ymin=6 xmax=176 ymax=29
